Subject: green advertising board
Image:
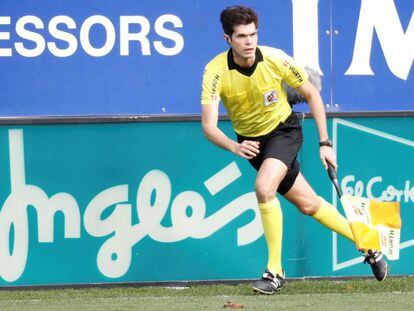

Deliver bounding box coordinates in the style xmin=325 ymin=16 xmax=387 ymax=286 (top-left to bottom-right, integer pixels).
xmin=0 ymin=115 xmax=412 ymax=286
xmin=302 ymin=116 xmax=414 ymax=277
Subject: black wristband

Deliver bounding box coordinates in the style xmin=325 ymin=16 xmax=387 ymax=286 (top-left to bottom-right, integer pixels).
xmin=319 ymin=139 xmax=333 ymax=147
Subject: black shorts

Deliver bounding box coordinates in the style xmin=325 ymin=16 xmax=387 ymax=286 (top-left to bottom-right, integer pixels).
xmin=236 ymin=112 xmax=303 ymax=195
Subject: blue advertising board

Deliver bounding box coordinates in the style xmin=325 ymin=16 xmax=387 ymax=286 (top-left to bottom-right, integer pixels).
xmin=331 ymin=0 xmax=414 ymax=111
xmin=0 ymin=0 xmax=412 ymax=116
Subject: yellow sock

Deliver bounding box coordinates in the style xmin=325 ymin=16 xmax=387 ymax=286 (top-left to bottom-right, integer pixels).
xmin=312 ymin=197 xmax=355 ymax=242
xmin=258 ymin=198 xmax=283 ymax=276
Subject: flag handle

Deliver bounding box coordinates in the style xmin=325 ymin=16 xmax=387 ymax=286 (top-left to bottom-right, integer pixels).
xmin=327 ymin=162 xmax=343 ymax=198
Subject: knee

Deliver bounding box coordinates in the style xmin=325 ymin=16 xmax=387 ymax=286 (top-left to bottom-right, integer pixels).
xmin=298 ymin=197 xmax=321 ymax=215
xmin=255 ymin=180 xmax=278 ymax=203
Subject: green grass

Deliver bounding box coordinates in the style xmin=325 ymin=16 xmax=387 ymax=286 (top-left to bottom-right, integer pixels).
xmin=1 ymin=277 xmax=414 ymax=310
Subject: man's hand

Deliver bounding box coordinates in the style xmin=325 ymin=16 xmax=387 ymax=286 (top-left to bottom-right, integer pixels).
xmin=319 ymin=146 xmax=337 ymax=170
xmin=233 ymin=140 xmax=260 ymax=159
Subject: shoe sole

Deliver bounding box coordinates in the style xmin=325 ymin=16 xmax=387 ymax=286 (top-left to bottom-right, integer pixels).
xmin=252 ymin=286 xmax=281 ymax=295
xmin=376 ymin=261 xmax=388 ymax=282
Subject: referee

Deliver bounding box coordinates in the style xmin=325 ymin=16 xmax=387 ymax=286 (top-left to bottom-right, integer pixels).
xmin=201 ymin=5 xmax=388 ymax=294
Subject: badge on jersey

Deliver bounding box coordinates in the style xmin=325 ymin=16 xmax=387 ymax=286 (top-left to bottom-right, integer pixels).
xmin=263 ymin=90 xmax=278 ymax=106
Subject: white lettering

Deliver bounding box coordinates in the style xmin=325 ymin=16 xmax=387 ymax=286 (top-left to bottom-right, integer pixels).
xmin=0 ymin=130 xmax=261 ymax=282
xmin=341 ymin=175 xmax=356 ymax=195
xmin=15 ymin=16 xmax=46 ymax=57
xmin=342 ymin=174 xmax=414 ymax=203
xmin=345 ymin=0 xmax=414 ymax=80
xmin=84 ymin=185 xmax=132 ymax=278
xmin=404 ymin=180 xmax=414 ymax=203
xmin=1 ymin=14 xmax=185 ymax=57
xmin=383 ymin=185 xmax=403 ymax=202
xmin=291 ymin=0 xmax=322 ymax=73
xmin=84 ymin=168 xmax=261 ymax=278
xmin=120 ymin=16 xmax=151 ymax=56
xmin=0 ymin=130 xmax=80 ymax=282
xmin=48 ymin=16 xmax=78 ymax=57
xmin=366 ymin=176 xmax=382 ymax=200
xmin=80 ymin=15 xmax=115 ymax=57
xmin=154 ymin=14 xmax=184 ymax=56
xmin=0 ymin=16 xmax=12 ymax=57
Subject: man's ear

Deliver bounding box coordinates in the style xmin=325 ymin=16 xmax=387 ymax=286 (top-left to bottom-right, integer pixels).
xmin=224 ymin=34 xmax=231 ymax=45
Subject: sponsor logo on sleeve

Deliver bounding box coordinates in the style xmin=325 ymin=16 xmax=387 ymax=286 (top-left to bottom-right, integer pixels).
xmin=210 ymin=74 xmax=220 ymax=103
xmin=211 ymin=74 xmax=220 ymax=94
xmin=288 ymin=65 xmax=304 ymax=83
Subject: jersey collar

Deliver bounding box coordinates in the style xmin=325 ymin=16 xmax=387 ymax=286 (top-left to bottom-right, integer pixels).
xmin=227 ymin=47 xmax=264 ymax=77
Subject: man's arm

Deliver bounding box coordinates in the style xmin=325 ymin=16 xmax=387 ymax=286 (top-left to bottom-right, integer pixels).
xmin=201 ymin=104 xmax=260 ymax=160
xmin=296 ymin=80 xmax=337 ymax=170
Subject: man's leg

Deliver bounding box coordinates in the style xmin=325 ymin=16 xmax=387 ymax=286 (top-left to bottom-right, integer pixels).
xmin=283 ymin=172 xmax=354 ymax=241
xmin=251 ymin=158 xmax=287 ymax=294
xmin=255 ymin=158 xmax=287 ymax=275
xmin=283 ymin=172 xmax=388 ymax=281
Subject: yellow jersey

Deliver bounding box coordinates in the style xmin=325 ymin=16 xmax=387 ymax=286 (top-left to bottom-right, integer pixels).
xmin=201 ymin=46 xmax=308 ymax=137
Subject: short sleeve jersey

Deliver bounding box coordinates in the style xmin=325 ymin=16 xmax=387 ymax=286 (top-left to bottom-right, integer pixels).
xmin=201 ymin=46 xmax=308 ymax=137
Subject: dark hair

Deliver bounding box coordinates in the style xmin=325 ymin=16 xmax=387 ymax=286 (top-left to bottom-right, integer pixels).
xmin=220 ymin=6 xmax=258 ymax=37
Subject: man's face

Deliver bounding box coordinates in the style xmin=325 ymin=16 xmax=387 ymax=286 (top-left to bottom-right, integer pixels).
xmin=226 ymin=22 xmax=258 ymax=59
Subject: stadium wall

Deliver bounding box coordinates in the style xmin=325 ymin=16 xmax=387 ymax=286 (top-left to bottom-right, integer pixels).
xmin=0 ymin=0 xmax=413 ymax=288
xmin=0 ymin=112 xmax=412 ymax=287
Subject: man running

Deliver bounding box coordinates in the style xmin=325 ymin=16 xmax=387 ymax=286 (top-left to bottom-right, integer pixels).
xmin=201 ymin=5 xmax=388 ymax=294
